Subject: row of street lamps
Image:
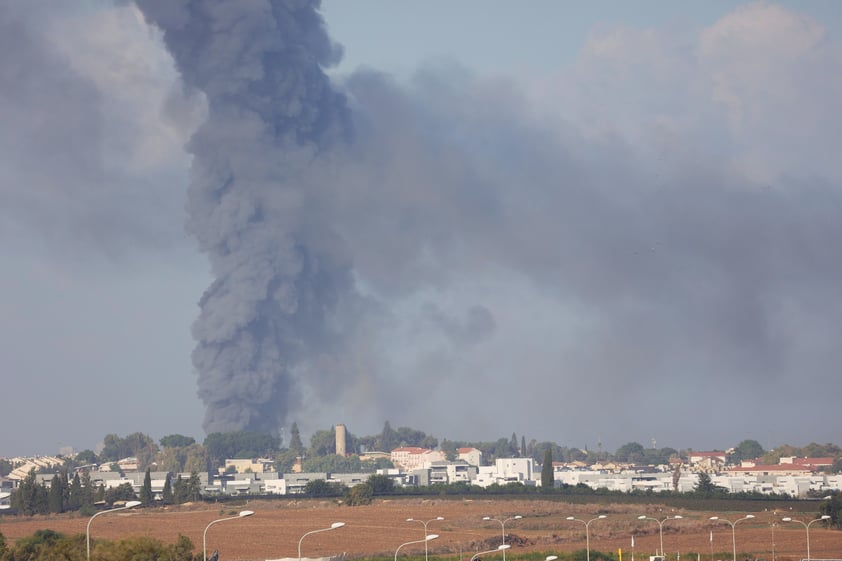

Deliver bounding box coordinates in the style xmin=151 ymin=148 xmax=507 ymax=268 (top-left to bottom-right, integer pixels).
xmin=559 ymin=512 xmax=832 ymax=561
xmin=631 ymin=513 xmax=832 ymax=561
xmin=83 ymin=504 xmax=834 ymax=561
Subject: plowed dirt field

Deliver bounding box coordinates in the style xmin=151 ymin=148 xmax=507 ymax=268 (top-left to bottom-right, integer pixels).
xmin=2 ymin=498 xmax=840 ymax=561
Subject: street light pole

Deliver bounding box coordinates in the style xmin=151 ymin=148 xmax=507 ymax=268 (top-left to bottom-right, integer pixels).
xmin=86 ymin=500 xmax=141 ymax=561
xmin=298 ymin=522 xmax=346 ymax=561
xmin=709 ymin=515 xmax=754 ymax=561
xmin=566 ymin=515 xmax=607 ymax=561
xmin=638 ymin=514 xmax=683 ymax=556
xmin=407 ymin=516 xmax=444 ymax=561
xmin=469 ymin=544 xmax=511 ymax=561
xmin=483 ymin=515 xmax=522 ymax=561
xmin=203 ymin=510 xmax=255 ymax=561
xmin=395 ymin=534 xmax=439 ymax=561
xmin=782 ymin=515 xmax=831 ymax=561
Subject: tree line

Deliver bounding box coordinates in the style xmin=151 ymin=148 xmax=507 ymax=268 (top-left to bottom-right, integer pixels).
xmin=5 ymin=426 xmax=840 ymax=492
xmin=9 ymin=467 xmax=203 ymax=516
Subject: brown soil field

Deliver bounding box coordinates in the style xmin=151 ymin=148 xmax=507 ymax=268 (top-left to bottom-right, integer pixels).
xmin=1 ymin=498 xmax=840 ymax=561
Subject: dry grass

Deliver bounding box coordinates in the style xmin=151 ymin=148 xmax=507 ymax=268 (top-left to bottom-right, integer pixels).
xmin=1 ymin=498 xmax=839 ymax=561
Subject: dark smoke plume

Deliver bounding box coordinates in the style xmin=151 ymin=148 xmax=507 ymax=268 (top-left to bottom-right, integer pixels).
xmin=135 ymin=0 xmax=353 ymax=436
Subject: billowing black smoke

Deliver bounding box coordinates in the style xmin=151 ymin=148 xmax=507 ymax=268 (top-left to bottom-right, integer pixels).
xmin=135 ymin=0 xmax=353 ymax=436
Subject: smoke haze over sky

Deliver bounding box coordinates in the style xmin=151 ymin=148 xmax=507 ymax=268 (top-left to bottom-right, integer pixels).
xmin=1 ymin=0 xmax=841 ymax=456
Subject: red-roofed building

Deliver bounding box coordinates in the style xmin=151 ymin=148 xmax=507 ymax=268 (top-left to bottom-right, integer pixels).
xmin=782 ymin=457 xmax=835 ymax=469
xmin=725 ymin=464 xmax=812 ymax=476
xmin=457 ymin=447 xmax=482 ymax=466
xmin=687 ymin=451 xmax=727 ymax=473
xmin=390 ymin=447 xmax=446 ymax=470
xmin=688 ymin=451 xmax=728 ymax=463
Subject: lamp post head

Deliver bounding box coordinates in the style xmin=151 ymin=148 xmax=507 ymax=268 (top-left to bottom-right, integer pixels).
xmin=513 ymin=515 xmax=523 ymax=520
xmin=436 ymin=517 xmax=444 ymax=521
xmin=239 ymin=510 xmax=255 ymax=518
xmin=820 ymin=515 xmax=831 ymax=520
xmin=709 ymin=517 xmax=719 ymax=521
xmin=673 ymin=515 xmax=683 ymax=520
xmin=125 ymin=501 xmax=142 ymax=508
xmin=782 ymin=517 xmax=793 ymax=522
xmin=497 ymin=545 xmax=511 ymax=551
xmin=745 ymin=515 xmax=755 ymax=519
xmin=407 ymin=518 xmax=415 ymax=522
xmin=425 ymin=534 xmax=439 ymax=541
xmin=597 ymin=515 xmax=607 ymax=519
xmin=566 ymin=516 xmax=576 ymax=521
xmin=483 ymin=516 xmax=492 ymax=521
xmin=546 ymin=556 xmax=558 ymax=561
xmin=330 ymin=522 xmax=345 ymax=529
xmin=637 ymin=515 xmax=647 ymax=520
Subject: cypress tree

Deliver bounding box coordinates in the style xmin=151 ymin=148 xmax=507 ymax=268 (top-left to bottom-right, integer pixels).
xmin=173 ymin=475 xmax=187 ymax=504
xmin=541 ymin=449 xmax=554 ymax=490
xmin=140 ymin=468 xmax=153 ymax=504
xmin=48 ymin=474 xmax=63 ymax=513
xmin=68 ymin=472 xmax=82 ymax=510
xmin=162 ymin=473 xmax=174 ymax=505
xmin=289 ymin=422 xmax=304 ymax=454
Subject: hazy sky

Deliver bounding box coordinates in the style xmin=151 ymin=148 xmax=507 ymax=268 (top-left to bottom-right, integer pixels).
xmin=2 ymin=0 xmax=841 ymax=457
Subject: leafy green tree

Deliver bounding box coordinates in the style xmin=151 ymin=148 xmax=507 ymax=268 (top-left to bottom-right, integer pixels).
xmin=730 ymin=439 xmax=765 ymax=463
xmin=204 ymin=431 xmax=280 ymax=467
xmin=11 ymin=469 xmax=48 ymax=515
xmin=615 ymin=442 xmax=645 ymax=463
xmin=4 ymin=529 xmax=67 ymax=561
xmin=304 ymin=479 xmax=346 ymax=497
xmin=274 ymin=449 xmax=301 ymax=473
xmin=96 ymin=535 xmax=196 ymax=561
xmin=642 ymin=447 xmax=678 ymax=466
xmin=160 ymin=434 xmax=196 ymax=448
xmin=74 ymin=449 xmax=99 ymax=465
xmin=541 ymin=449 xmax=554 ymax=490
xmin=493 ymin=437 xmax=513 ymax=459
xmin=420 ymin=435 xmax=439 ymax=449
xmin=367 ymin=473 xmax=395 ymax=495
xmin=820 ymin=492 xmax=841 ymax=529
xmin=0 ymin=458 xmax=12 ymax=477
xmin=345 ymin=483 xmax=373 ymax=506
xmin=354 ymin=433 xmax=378 ymax=454
xmin=140 ymin=468 xmax=154 ymax=504
xmin=394 ymin=427 xmax=429 ymax=448
xmin=105 ymin=482 xmax=137 ymax=504
xmin=183 ymin=444 xmax=210 ymax=474
xmin=802 ymin=442 xmax=842 ymax=458
xmin=440 ymin=439 xmax=458 ymax=460
xmin=158 ymin=446 xmax=186 ymax=474
xmin=309 ymin=427 xmax=338 ymax=457
xmin=304 ymin=454 xmax=364 ymax=473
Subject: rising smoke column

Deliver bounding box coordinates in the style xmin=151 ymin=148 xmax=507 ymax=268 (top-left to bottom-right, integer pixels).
xmin=135 ymin=0 xmax=353 ymax=435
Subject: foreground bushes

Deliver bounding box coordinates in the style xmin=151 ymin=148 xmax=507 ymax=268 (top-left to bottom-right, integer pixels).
xmin=0 ymin=529 xmax=197 ymax=561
